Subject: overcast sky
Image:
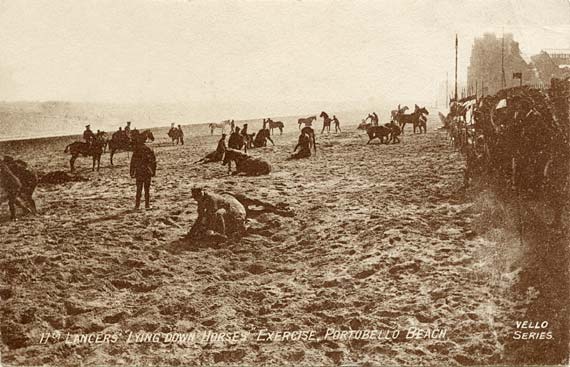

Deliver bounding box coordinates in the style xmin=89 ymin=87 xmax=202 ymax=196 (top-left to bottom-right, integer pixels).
xmin=0 ymin=0 xmax=568 ymax=114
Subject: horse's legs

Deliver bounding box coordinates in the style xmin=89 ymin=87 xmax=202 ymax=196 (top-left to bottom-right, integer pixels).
xmin=70 ymin=155 xmax=77 ymax=172
xmin=8 ymin=199 xmax=16 ymax=220
xmin=110 ymin=149 xmax=114 ymax=166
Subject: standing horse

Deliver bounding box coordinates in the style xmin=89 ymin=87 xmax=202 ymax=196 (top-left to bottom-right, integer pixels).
xmin=108 ymin=130 xmax=154 ymax=165
xmin=391 ymin=105 xmax=409 ymax=120
xmin=298 ymin=116 xmax=316 ymax=129
xmin=265 ymin=119 xmax=285 ymax=135
xmin=208 ymin=120 xmax=231 ymax=135
xmin=396 ymin=106 xmax=429 ymax=134
xmin=64 ymin=139 xmax=105 ymax=172
xmin=168 ymin=128 xmax=184 ymax=145
xmin=320 ymin=111 xmax=332 ymax=134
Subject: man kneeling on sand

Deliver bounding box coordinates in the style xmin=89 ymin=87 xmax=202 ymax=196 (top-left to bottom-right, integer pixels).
xmin=130 ymin=137 xmax=157 ymax=210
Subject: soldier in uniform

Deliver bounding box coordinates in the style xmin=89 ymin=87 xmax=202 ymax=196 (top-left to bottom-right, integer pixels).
xmin=83 ymin=125 xmax=95 ymax=146
xmin=129 ymin=136 xmax=157 ymax=210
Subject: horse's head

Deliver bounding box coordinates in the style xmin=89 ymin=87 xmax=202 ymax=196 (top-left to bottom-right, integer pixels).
xmin=319 ymin=112 xmax=327 ymax=118
xmin=418 ymin=106 xmax=429 ymax=115
xmin=357 ymin=120 xmax=368 ymax=130
xmin=146 ymin=131 xmax=155 ymax=142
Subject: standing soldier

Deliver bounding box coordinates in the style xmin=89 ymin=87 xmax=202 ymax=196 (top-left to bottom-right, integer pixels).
xmin=230 ymin=120 xmax=235 ymax=133
xmin=332 ymin=115 xmax=341 ymax=133
xmin=130 ymin=136 xmax=157 ymax=210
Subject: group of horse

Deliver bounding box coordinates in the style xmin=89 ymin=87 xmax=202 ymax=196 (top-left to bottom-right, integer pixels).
xmin=64 ymin=129 xmax=155 ymax=172
xmin=356 ymin=104 xmax=430 ymax=144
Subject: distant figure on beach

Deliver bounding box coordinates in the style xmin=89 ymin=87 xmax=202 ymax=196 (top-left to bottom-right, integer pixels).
xmin=230 ymin=120 xmax=235 ymax=133
xmin=177 ymin=125 xmax=184 ymax=145
xmin=124 ymin=121 xmax=132 ymax=138
xmin=332 ymin=115 xmax=341 ymax=133
xmin=129 ymin=136 xmax=157 ymax=210
xmin=83 ymin=125 xmax=95 ymax=145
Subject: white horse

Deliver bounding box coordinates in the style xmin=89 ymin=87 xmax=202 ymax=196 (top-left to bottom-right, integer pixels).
xmin=391 ymin=105 xmax=409 ymax=120
xmin=208 ymin=120 xmax=232 ymax=135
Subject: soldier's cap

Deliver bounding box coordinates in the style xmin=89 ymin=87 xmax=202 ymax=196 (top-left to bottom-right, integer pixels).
xmin=86 ymin=125 xmax=90 ymax=128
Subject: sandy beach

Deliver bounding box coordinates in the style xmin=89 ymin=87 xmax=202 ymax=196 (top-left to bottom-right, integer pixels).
xmin=1 ymin=116 xmax=546 ymax=366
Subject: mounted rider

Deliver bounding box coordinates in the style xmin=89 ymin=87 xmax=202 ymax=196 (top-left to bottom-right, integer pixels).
xmin=124 ymin=121 xmax=132 ymax=139
xmin=83 ymin=125 xmax=96 ymax=147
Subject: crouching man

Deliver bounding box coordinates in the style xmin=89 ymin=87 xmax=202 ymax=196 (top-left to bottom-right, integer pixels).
xmin=130 ymin=137 xmax=157 ymax=210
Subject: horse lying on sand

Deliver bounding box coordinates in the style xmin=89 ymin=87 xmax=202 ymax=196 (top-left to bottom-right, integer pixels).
xmin=64 ymin=139 xmax=105 ymax=172
xmin=222 ymin=149 xmax=271 ymax=176
xmin=188 ymin=187 xmax=247 ymax=241
xmin=0 ymin=157 xmax=37 ymax=220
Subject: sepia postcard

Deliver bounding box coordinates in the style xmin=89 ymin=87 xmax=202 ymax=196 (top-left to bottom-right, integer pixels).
xmin=0 ymin=0 xmax=569 ymax=366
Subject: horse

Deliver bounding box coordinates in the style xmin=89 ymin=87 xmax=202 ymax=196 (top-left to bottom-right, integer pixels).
xmin=208 ymin=120 xmax=231 ymax=135
xmin=222 ymin=149 xmax=272 ymax=176
xmin=64 ymin=139 xmax=105 ymax=172
xmin=0 ymin=157 xmax=37 ymax=220
xmin=298 ymin=116 xmax=316 ymax=129
xmin=391 ymin=105 xmax=409 ymax=120
xmin=301 ymin=126 xmax=317 ymax=153
xmin=357 ymin=120 xmax=372 ymax=130
xmin=289 ymin=132 xmax=312 ymax=160
xmin=385 ymin=121 xmax=402 ymax=143
xmin=228 ymin=129 xmax=246 ymax=152
xmin=264 ymin=119 xmax=284 ymax=135
xmin=188 ymin=188 xmax=247 ymax=241
xmin=168 ymin=128 xmax=184 ymax=145
xmin=108 ymin=129 xmax=154 ymax=165
xmin=366 ymin=125 xmax=392 ymax=144
xmin=395 ymin=106 xmax=429 ymax=134
xmin=95 ymin=131 xmax=110 ymax=152
xmin=320 ymin=111 xmax=331 ymax=134
xmin=253 ymin=128 xmax=274 ymax=148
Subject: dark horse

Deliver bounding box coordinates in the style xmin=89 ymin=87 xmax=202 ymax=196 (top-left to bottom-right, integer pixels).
xmin=108 ymin=130 xmax=154 ymax=165
xmin=168 ymin=127 xmax=184 ymax=145
xmin=320 ymin=111 xmax=332 ymax=134
xmin=396 ymin=105 xmax=429 ymax=134
xmin=301 ymin=126 xmax=317 ymax=153
xmin=253 ymin=127 xmax=275 ymax=148
xmin=64 ymin=139 xmax=105 ymax=172
xmin=264 ymin=118 xmax=285 ymax=135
